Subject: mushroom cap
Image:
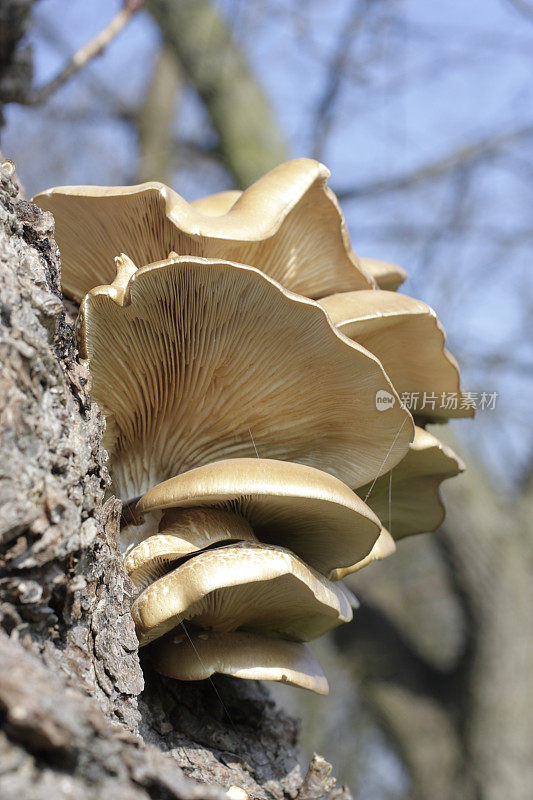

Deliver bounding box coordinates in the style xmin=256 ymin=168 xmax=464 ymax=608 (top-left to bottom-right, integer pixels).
xmin=132 ymin=541 xmax=356 ymax=646
xmin=150 ymin=629 xmax=329 ymax=694
xmin=33 ymin=158 xmax=374 ymax=303
xmin=79 ymin=255 xmax=413 ymax=500
xmin=124 ymin=508 xmax=258 ymax=591
xmin=330 ymin=528 xmax=396 ymax=580
xmin=358 ymin=257 xmax=407 ymax=291
xmin=359 ymin=427 xmax=464 ymax=539
xmin=190 ymin=190 xmax=242 ymax=216
xmin=318 ymin=289 xmax=472 ymax=419
xmin=136 ymin=458 xmax=381 ymax=578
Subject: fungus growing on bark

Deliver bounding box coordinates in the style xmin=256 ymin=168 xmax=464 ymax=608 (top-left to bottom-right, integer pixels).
xmin=78 ymin=254 xmax=412 ymax=500
xmin=319 ymin=289 xmax=472 ymax=419
xmin=151 ymin=630 xmax=329 ymax=694
xmin=132 ymin=542 xmax=356 ymax=647
xmin=33 ymin=159 xmax=375 ymax=303
xmin=37 ymin=154 xmax=473 ymax=694
xmin=123 ymin=507 xmax=258 ymax=591
xmin=134 ymin=458 xmax=381 ymax=578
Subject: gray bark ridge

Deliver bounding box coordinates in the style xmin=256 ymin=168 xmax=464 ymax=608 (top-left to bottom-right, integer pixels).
xmin=0 ymin=160 xmax=349 ymax=800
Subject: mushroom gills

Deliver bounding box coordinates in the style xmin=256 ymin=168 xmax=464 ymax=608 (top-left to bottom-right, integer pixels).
xmin=126 ymin=535 xmax=259 ymax=593
xmin=135 ymin=458 xmax=383 ymax=577
xmin=356 ymin=427 xmax=464 ymax=540
xmin=33 ymin=159 xmax=374 ymax=304
xmin=318 ymin=290 xmax=470 ymax=420
xmin=132 ymin=541 xmax=355 ymax=647
xmin=150 ymin=629 xmax=329 ymax=694
xmin=124 ymin=506 xmax=258 ymax=591
xmin=78 ymin=255 xmax=413 ymax=500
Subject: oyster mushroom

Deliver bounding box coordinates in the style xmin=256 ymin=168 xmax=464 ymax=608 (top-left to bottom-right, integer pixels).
xmin=357 ymin=426 xmax=465 ymax=540
xmin=33 ymin=159 xmax=374 ymax=303
xmin=150 ymin=630 xmax=329 ymax=694
xmin=329 ymin=429 xmax=463 ymax=578
xmin=133 ymin=458 xmax=382 ymax=578
xmin=190 ymin=189 xmax=242 ymax=216
xmin=189 ymin=191 xmax=407 ymax=289
xmin=318 ymin=289 xmax=472 ymax=419
xmin=79 ymin=254 xmax=413 ymax=500
xmin=330 ymin=528 xmax=396 ymax=581
xmin=132 ymin=541 xmax=356 ymax=646
xmin=123 ymin=507 xmax=259 ymax=591
xmin=359 ymin=257 xmax=407 ymax=291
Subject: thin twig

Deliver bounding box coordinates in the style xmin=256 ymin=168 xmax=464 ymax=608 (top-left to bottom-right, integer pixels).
xmin=336 ymin=125 xmax=533 ymax=200
xmin=21 ymin=0 xmax=143 ymax=106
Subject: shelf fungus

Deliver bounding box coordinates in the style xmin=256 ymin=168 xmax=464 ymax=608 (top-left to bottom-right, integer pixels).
xmin=132 ymin=541 xmax=356 ymax=647
xmin=123 ymin=507 xmax=259 ymax=591
xmin=330 ymin=528 xmax=397 ymax=581
xmin=329 ymin=429 xmax=463 ymax=579
xmin=355 ymin=426 xmax=464 ymax=542
xmin=150 ymin=630 xmax=329 ymax=694
xmin=358 ymin=257 xmax=407 ymax=292
xmin=318 ymin=290 xmax=472 ymax=419
xmin=78 ymin=254 xmax=413 ymax=500
xmin=36 ymin=156 xmax=472 ymax=694
xmin=33 ymin=158 xmax=375 ymax=303
xmin=133 ymin=458 xmax=382 ymax=578
xmin=189 ymin=191 xmax=406 ymax=291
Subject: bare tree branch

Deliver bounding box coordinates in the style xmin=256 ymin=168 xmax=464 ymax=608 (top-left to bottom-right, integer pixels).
xmin=336 ymin=125 xmax=533 ymax=200
xmin=145 ymin=0 xmax=288 ymax=187
xmin=505 ymin=0 xmax=533 ymax=21
xmin=312 ymin=0 xmax=367 ymax=159
xmin=19 ymin=1 xmax=142 ymax=106
xmin=136 ymin=44 xmax=182 ymax=184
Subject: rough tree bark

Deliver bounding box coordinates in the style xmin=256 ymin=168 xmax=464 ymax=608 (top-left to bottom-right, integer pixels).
xmin=0 ymin=162 xmax=351 ymax=800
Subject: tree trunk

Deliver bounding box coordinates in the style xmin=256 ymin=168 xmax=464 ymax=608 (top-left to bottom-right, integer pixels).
xmin=0 ymin=161 xmax=349 ymax=800
xmin=145 ymin=0 xmax=288 ymax=188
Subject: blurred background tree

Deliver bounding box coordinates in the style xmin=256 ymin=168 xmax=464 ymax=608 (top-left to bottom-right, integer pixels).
xmin=1 ymin=1 xmax=532 ymax=798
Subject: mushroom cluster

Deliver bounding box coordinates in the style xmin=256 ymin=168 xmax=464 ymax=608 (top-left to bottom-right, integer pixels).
xmin=34 ymin=159 xmax=471 ymax=694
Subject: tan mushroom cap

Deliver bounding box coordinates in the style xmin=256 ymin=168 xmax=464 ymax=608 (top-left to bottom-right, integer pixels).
xmin=189 ymin=193 xmax=406 ymax=290
xmin=330 ymin=528 xmax=396 ymax=581
xmin=358 ymin=426 xmax=464 ymax=540
xmin=136 ymin=458 xmax=381 ymax=578
xmin=124 ymin=508 xmax=258 ymax=591
xmin=79 ymin=255 xmax=413 ymax=500
xmin=150 ymin=629 xmax=329 ymax=694
xmin=132 ymin=541 xmax=356 ymax=647
xmin=318 ymin=289 xmax=472 ymax=419
xmin=190 ymin=190 xmax=242 ymax=216
xmin=33 ymin=158 xmax=374 ymax=303
xmin=358 ymin=257 xmax=407 ymax=291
